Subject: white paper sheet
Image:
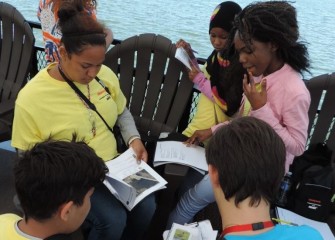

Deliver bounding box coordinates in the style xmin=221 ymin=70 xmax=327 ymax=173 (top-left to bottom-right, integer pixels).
xmin=175 ymin=47 xmax=192 ymax=70
xmin=154 ymin=141 xmax=208 ymax=174
xmin=276 ymin=207 xmax=335 ymax=240
xmin=163 ymin=220 xmax=218 ymax=240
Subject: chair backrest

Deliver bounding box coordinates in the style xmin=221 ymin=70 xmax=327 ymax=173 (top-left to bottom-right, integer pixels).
xmin=305 ymin=72 xmax=335 ymax=154
xmin=0 ymin=2 xmax=35 ymax=140
xmin=104 ymin=33 xmax=194 ymax=139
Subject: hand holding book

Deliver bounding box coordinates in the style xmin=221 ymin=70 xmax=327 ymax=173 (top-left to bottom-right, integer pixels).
xmin=175 ymin=39 xmax=199 ymax=72
xmin=154 ymin=140 xmax=208 ymax=175
xmin=175 ymin=47 xmax=193 ymax=70
xmin=175 ymin=39 xmax=196 ymax=59
xmin=104 ymin=148 xmax=167 ymax=211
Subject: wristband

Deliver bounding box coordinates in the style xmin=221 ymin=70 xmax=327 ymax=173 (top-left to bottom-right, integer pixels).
xmin=128 ymin=135 xmax=141 ymax=146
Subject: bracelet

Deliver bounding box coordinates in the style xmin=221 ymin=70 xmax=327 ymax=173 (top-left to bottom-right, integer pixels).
xmin=128 ymin=135 xmax=141 ymax=146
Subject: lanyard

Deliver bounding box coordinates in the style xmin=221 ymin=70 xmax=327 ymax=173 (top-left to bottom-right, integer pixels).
xmin=58 ymin=65 xmax=114 ymax=133
xmin=221 ymin=221 xmax=274 ymax=237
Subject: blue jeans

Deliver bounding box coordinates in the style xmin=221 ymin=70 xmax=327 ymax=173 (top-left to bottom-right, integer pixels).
xmin=83 ymin=183 xmax=156 ymax=240
xmin=166 ymin=171 xmax=215 ymax=229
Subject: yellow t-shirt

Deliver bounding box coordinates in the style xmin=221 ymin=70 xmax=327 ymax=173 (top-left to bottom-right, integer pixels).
xmin=0 ymin=214 xmax=36 ymax=240
xmin=12 ymin=63 xmax=126 ymax=161
xmin=182 ymin=63 xmax=229 ymax=140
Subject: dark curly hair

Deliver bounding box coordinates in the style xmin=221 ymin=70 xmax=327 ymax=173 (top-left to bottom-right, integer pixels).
xmin=233 ymin=1 xmax=310 ymax=75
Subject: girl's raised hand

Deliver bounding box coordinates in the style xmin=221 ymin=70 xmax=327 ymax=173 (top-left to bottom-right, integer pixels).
xmin=176 ymin=39 xmax=195 ymax=59
xmin=243 ymin=73 xmax=267 ymax=110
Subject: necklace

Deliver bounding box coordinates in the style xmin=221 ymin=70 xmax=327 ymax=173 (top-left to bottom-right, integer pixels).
xmin=221 ymin=221 xmax=274 ymax=237
xmin=58 ymin=65 xmax=96 ymax=137
xmin=76 ymin=83 xmax=96 ymax=137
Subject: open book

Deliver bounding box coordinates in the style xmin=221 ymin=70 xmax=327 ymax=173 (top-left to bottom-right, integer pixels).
xmin=104 ymin=148 xmax=167 ymax=211
xmin=153 ymin=141 xmax=208 ymax=174
xmin=175 ymin=47 xmax=192 ymax=70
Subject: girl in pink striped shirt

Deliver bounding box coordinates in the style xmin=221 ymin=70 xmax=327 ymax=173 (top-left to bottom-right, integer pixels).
xmin=168 ymin=1 xmax=311 ymax=228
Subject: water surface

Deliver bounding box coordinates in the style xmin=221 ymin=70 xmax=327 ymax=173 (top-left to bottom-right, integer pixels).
xmin=3 ymin=0 xmax=335 ymax=77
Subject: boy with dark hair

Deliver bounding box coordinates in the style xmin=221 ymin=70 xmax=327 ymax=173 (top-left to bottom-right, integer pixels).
xmin=0 ymin=140 xmax=107 ymax=239
xmin=207 ymin=117 xmax=323 ymax=239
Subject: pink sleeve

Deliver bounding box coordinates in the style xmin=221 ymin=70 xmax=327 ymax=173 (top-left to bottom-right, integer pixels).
xmin=190 ymin=58 xmax=199 ymax=69
xmin=250 ymin=94 xmax=310 ymax=156
xmin=210 ymin=121 xmax=230 ymax=134
xmin=193 ymin=72 xmax=213 ymax=101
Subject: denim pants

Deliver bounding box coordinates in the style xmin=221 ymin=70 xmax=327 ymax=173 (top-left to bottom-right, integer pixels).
xmin=83 ymin=182 xmax=156 ymax=240
xmin=166 ymin=170 xmax=215 ymax=229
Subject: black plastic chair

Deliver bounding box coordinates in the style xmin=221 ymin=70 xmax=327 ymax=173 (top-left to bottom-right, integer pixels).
xmin=104 ymin=33 xmax=194 ymax=141
xmin=0 ymin=2 xmax=35 ymax=142
xmin=104 ymin=33 xmax=194 ymax=238
xmin=305 ymin=72 xmax=335 ymax=156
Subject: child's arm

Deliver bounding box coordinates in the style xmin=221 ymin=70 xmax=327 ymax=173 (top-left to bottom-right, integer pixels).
xmin=176 ymin=39 xmax=196 ymax=59
xmin=243 ymin=74 xmax=310 ymax=157
xmin=192 ymin=72 xmax=214 ymax=101
xmin=250 ymin=94 xmax=309 ymax=156
xmin=185 ymin=120 xmax=231 ymax=145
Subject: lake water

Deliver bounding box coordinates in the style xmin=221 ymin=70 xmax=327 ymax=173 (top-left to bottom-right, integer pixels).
xmin=3 ymin=0 xmax=335 ymax=78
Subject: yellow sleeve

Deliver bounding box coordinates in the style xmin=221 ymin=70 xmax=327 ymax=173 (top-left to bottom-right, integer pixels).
xmin=182 ymin=93 xmax=229 ymax=139
xmin=11 ymin=103 xmax=42 ymax=151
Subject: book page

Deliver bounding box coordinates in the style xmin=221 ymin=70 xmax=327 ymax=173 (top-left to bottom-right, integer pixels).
xmin=105 ymin=148 xmax=167 ymax=210
xmin=165 ymin=223 xmax=200 ymax=240
xmin=104 ymin=176 xmax=136 ymax=208
xmin=154 ymin=141 xmax=208 ymax=174
xmin=175 ymin=47 xmax=192 ymax=70
xmin=276 ymin=207 xmax=334 ymax=239
xmin=163 ymin=220 xmax=218 ymax=240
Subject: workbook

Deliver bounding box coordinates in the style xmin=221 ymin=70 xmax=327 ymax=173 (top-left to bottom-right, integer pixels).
xmin=175 ymin=47 xmax=192 ymax=70
xmin=153 ymin=140 xmax=208 ymax=175
xmin=104 ymin=148 xmax=167 ymax=211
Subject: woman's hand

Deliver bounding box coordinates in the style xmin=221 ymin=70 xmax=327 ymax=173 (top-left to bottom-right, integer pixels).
xmin=185 ymin=129 xmax=212 ymax=146
xmin=129 ymin=139 xmax=148 ymax=163
xmin=243 ymin=73 xmax=267 ymax=110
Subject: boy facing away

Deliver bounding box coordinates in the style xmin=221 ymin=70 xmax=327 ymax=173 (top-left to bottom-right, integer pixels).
xmin=0 ymin=139 xmax=107 ymax=239
xmin=207 ymin=117 xmax=323 ymax=240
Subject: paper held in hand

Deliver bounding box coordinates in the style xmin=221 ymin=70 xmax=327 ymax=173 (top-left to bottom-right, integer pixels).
xmin=154 ymin=141 xmax=208 ymax=175
xmin=104 ymin=148 xmax=167 ymax=211
xmin=163 ymin=220 xmax=218 ymax=240
xmin=175 ymin=47 xmax=192 ymax=70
